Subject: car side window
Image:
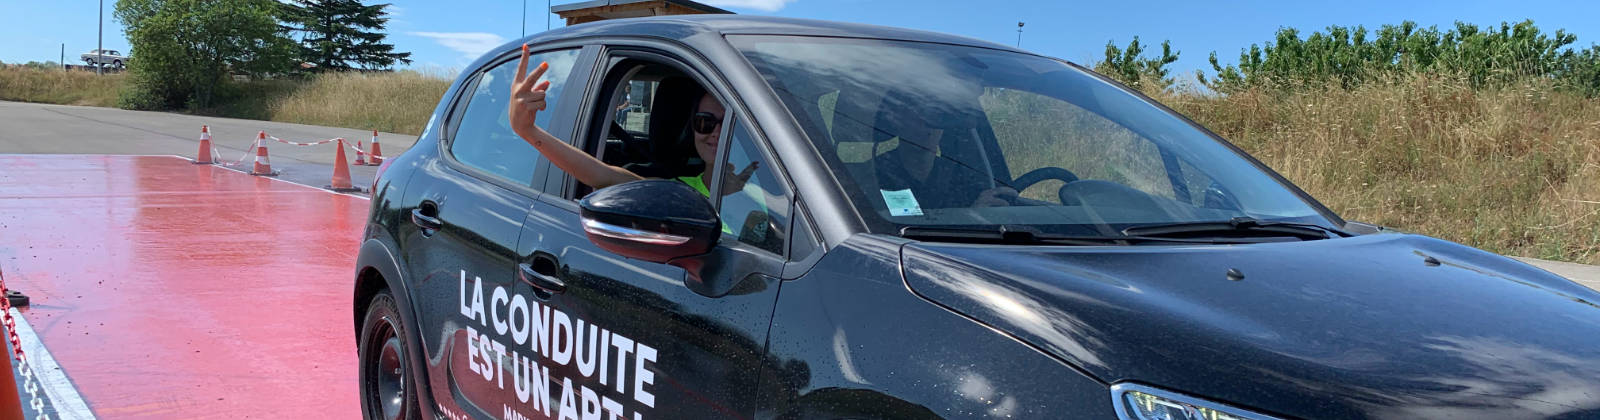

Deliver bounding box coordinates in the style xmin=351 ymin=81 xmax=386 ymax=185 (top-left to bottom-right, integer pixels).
xmin=717 ymin=120 xmax=790 ymax=255
xmin=449 ymin=48 xmax=581 ymax=186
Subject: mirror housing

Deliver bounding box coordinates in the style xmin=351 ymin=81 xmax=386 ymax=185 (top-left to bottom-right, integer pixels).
xmin=579 ymin=180 xmax=720 ymax=263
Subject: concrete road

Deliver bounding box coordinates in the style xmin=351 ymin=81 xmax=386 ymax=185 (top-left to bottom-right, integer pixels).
xmin=1515 ymin=257 xmax=1600 ymax=292
xmin=5 ymin=100 xmax=1600 ymax=290
xmin=0 ymin=100 xmax=416 ymax=190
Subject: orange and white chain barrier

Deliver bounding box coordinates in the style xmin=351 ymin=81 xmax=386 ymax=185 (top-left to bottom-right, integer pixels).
xmin=191 ymin=126 xmax=391 ymax=192
xmin=341 ymin=137 xmax=388 ymax=162
xmin=0 ymin=268 xmax=41 ymax=420
xmin=265 ymin=134 xmax=338 ymax=147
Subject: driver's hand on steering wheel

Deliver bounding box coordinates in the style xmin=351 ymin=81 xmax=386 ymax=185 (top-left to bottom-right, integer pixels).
xmin=972 ymin=186 xmax=1019 ymax=207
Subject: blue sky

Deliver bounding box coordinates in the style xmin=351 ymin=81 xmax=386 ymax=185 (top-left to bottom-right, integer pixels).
xmin=5 ymin=0 xmax=1600 ymax=83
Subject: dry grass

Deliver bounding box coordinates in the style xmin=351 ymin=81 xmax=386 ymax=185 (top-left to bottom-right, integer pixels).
xmin=1151 ymin=75 xmax=1600 ymax=264
xmin=0 ymin=66 xmax=449 ymax=135
xmin=262 ymin=71 xmax=450 ymax=135
xmin=0 ymin=67 xmax=125 ymax=107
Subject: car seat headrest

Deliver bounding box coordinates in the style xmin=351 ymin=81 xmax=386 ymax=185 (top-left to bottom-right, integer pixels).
xmin=633 ymin=76 xmax=707 ymax=178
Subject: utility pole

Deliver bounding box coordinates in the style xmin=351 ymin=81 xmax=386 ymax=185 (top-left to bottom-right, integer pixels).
xmin=1016 ymin=22 xmax=1024 ymax=48
xmin=521 ymin=0 xmax=527 ymax=37
xmin=61 ymin=44 xmax=65 ymax=70
xmin=97 ymin=0 xmax=104 ymax=75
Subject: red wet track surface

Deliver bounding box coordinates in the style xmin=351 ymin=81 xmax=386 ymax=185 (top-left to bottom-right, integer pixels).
xmin=0 ymin=155 xmax=363 ymax=418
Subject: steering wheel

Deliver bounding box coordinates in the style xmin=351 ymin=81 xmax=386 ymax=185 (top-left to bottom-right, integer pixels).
xmin=1009 ymin=166 xmax=1080 ymax=192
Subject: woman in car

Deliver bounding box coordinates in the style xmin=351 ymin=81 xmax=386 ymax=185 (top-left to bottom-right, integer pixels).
xmin=506 ymin=46 xmax=756 ymax=197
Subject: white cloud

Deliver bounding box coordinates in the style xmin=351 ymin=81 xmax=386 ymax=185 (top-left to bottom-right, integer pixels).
xmin=409 ymin=32 xmax=507 ymax=60
xmin=700 ymin=0 xmax=795 ymax=12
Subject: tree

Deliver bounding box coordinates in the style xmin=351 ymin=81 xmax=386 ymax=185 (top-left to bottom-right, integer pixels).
xmin=280 ymin=0 xmax=411 ymax=71
xmin=115 ymin=0 xmax=297 ymax=109
xmin=1096 ymin=37 xmax=1181 ymax=91
xmin=21 ymin=61 xmax=62 ymax=70
xmin=1198 ymin=20 xmax=1600 ymax=94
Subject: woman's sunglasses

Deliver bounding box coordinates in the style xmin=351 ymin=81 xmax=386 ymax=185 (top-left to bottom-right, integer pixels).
xmin=690 ymin=112 xmax=723 ymax=135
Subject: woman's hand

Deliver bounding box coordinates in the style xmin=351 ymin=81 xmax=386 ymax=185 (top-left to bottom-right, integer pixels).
xmin=509 ymin=44 xmax=552 ymax=146
xmin=733 ymin=161 xmax=760 ymax=185
xmin=720 ymin=161 xmax=761 ymax=196
xmin=972 ymin=186 xmax=1019 ymax=207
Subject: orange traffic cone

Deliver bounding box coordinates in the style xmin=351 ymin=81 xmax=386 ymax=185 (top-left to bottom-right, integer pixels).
xmin=327 ymin=138 xmax=361 ymax=192
xmin=367 ymin=130 xmax=383 ymax=166
xmin=353 ymin=140 xmax=368 ymax=166
xmin=250 ymin=132 xmax=277 ymax=176
xmin=193 ymin=125 xmax=215 ymax=164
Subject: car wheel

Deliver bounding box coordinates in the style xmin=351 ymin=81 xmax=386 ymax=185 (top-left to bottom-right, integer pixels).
xmin=358 ymin=290 xmax=420 ymax=420
xmin=112 ymin=60 xmax=122 ymax=68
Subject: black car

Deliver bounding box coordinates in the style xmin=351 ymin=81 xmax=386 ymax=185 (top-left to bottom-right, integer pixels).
xmin=351 ymin=15 xmax=1600 ymax=420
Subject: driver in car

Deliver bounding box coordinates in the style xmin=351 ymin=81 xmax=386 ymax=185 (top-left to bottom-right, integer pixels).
xmin=507 ymin=46 xmax=757 ymax=196
xmin=873 ymin=94 xmax=1021 ymax=210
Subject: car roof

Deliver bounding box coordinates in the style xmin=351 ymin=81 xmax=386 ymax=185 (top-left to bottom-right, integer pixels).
xmin=523 ymin=15 xmax=1027 ymax=54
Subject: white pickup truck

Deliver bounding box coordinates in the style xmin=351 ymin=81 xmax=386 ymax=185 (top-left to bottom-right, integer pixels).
xmin=81 ymin=49 xmax=128 ymax=67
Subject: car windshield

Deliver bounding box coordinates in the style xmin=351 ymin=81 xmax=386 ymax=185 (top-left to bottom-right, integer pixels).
xmin=731 ymin=35 xmax=1337 ymax=238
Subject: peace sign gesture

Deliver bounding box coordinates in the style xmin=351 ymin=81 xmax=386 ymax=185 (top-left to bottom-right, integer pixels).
xmin=719 ymin=161 xmax=761 ymax=196
xmin=509 ymin=44 xmax=552 ymax=145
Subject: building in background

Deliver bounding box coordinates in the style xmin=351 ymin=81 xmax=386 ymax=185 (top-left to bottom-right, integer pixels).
xmin=551 ymin=0 xmax=732 ymax=26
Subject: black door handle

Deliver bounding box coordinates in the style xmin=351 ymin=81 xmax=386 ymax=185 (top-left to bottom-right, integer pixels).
xmin=519 ymin=256 xmax=567 ymax=294
xmin=411 ymin=208 xmax=443 ymax=232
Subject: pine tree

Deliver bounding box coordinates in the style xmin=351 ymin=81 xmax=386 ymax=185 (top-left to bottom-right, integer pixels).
xmin=1097 ymin=37 xmax=1180 ymax=90
xmin=281 ymin=0 xmax=412 ymax=71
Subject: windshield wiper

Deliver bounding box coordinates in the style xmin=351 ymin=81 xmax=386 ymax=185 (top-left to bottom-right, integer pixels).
xmin=898 ymin=226 xmax=1218 ymax=246
xmin=1120 ymin=217 xmax=1351 ymax=240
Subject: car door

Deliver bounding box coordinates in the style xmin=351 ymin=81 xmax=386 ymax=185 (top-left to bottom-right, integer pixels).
xmin=502 ymin=47 xmax=793 ymax=420
xmin=397 ymin=45 xmax=588 ymax=419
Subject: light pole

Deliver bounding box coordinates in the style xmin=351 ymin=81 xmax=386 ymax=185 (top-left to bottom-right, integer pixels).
xmin=1016 ymin=22 xmax=1024 ymax=48
xmin=522 ymin=0 xmax=527 ymax=37
xmin=97 ymin=0 xmax=104 ymax=75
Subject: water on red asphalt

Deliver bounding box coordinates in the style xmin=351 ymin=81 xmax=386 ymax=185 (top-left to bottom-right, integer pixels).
xmin=0 ymin=155 xmax=365 ymax=418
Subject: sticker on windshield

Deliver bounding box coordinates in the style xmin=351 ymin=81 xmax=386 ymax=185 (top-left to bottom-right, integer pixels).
xmin=880 ymin=189 xmax=924 ymax=216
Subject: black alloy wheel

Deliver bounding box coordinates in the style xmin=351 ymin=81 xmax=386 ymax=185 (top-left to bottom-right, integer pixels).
xmin=359 ymin=290 xmax=419 ymax=420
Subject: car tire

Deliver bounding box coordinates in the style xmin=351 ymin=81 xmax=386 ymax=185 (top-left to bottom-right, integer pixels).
xmin=358 ymin=289 xmax=421 ymax=420
xmin=112 ymin=60 xmax=122 ymax=68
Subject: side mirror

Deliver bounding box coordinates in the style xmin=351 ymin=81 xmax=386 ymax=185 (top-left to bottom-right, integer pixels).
xmin=579 ymin=180 xmax=719 ymax=263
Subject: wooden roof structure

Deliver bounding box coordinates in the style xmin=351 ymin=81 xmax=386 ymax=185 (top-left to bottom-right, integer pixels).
xmin=551 ymin=0 xmax=733 ymax=26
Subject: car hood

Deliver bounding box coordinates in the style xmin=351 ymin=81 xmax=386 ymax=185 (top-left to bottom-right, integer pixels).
xmin=901 ymin=233 xmax=1600 ymax=419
